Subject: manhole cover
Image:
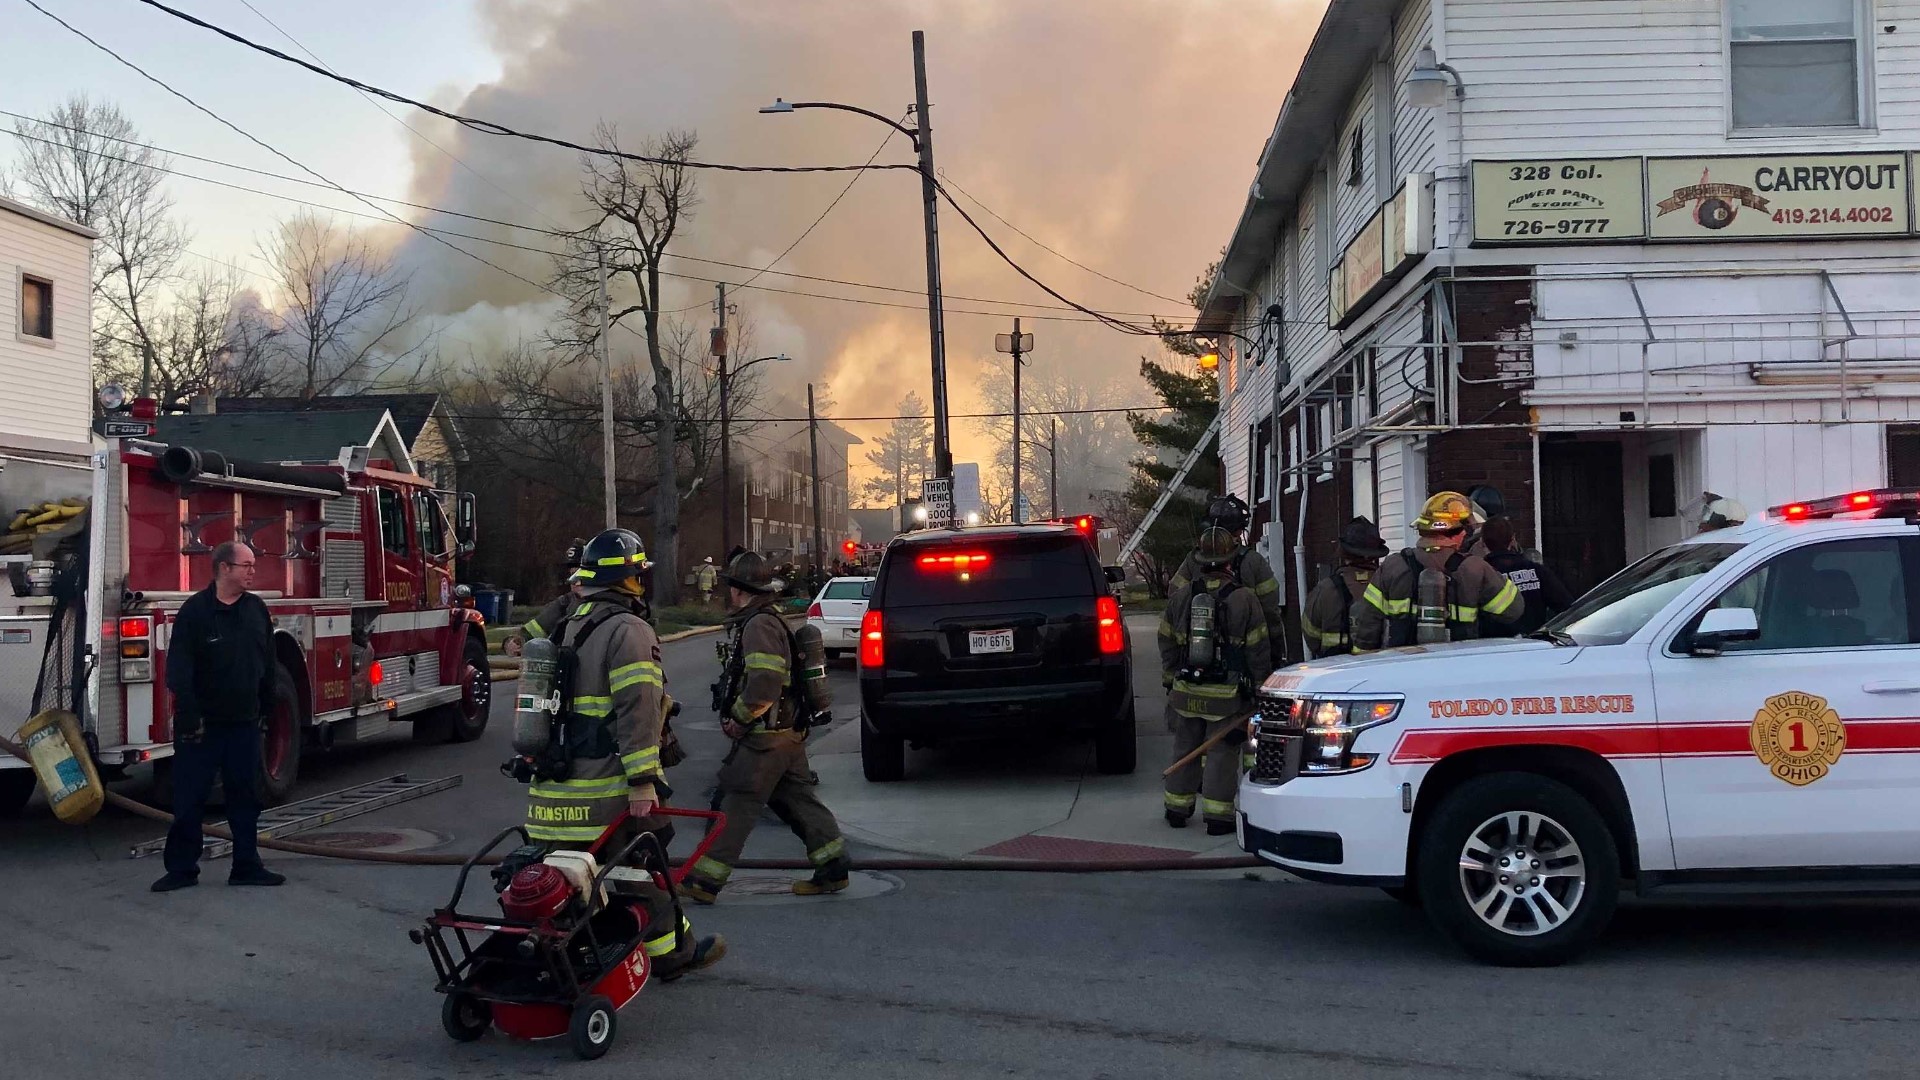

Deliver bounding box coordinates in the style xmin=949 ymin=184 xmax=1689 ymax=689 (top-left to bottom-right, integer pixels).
xmin=699 ymin=869 xmax=899 ymax=906
xmin=300 ymin=828 xmax=449 ymax=855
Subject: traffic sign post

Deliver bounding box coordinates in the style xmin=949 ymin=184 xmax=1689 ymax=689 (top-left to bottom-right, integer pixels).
xmin=920 ymin=476 xmax=954 ymax=529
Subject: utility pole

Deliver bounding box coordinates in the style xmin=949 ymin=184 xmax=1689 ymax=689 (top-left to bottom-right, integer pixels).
xmin=714 ymin=282 xmax=731 ymax=557
xmin=1050 ymin=416 xmax=1059 ymax=520
xmin=807 ymin=383 xmax=825 ymax=585
xmin=596 ymin=243 xmax=617 ymax=530
xmin=912 ymin=30 xmax=952 ymax=481
xmin=994 ymin=317 xmax=1032 ymax=522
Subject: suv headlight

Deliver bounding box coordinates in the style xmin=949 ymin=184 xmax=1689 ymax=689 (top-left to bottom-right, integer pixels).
xmin=1253 ymin=693 xmax=1402 ymax=778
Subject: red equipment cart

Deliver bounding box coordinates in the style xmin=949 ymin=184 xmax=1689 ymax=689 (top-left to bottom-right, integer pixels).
xmin=412 ymin=806 xmax=724 ymax=1059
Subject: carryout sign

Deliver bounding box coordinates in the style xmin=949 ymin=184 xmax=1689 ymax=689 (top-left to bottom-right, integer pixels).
xmin=1647 ymin=153 xmax=1911 ymax=241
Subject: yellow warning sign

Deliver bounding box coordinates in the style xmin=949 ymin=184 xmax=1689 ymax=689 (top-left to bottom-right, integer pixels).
xmin=1749 ymin=691 xmax=1847 ymax=786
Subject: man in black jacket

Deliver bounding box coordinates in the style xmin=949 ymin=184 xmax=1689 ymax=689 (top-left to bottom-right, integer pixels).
xmin=1478 ymin=518 xmax=1577 ymax=638
xmin=152 ymin=541 xmax=287 ymax=892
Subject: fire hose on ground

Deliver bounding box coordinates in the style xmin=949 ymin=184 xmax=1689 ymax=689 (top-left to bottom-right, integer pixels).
xmin=0 ymin=731 xmax=1262 ymax=873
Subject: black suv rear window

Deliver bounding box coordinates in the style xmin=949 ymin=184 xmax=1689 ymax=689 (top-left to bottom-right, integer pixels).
xmin=880 ymin=535 xmax=1094 ymax=607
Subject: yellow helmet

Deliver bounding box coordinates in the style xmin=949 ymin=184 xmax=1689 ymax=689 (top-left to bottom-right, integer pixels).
xmin=1414 ymin=491 xmax=1475 ymax=535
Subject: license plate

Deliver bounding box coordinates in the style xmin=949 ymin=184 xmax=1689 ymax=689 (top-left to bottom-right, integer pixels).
xmin=968 ymin=629 xmax=1015 ymax=654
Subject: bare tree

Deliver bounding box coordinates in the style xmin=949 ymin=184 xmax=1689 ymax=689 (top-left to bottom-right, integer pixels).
xmin=93 ymin=268 xmax=283 ymax=412
xmin=256 ymin=212 xmax=428 ymax=397
xmin=549 ymin=126 xmax=699 ymax=605
xmin=972 ymin=362 xmax=1139 ymax=519
xmin=8 ymin=96 xmax=185 ymax=392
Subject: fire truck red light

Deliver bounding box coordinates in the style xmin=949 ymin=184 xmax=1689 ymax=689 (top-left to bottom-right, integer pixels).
xmin=369 ymin=660 xmax=384 ymax=686
xmin=118 ymin=617 xmax=150 ymax=639
xmin=1784 ymin=504 xmax=1810 ymax=518
xmin=1849 ymin=493 xmax=1875 ymax=507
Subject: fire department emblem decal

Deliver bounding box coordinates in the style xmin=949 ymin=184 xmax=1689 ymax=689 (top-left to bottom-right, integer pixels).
xmin=1748 ymin=691 xmax=1846 ymax=786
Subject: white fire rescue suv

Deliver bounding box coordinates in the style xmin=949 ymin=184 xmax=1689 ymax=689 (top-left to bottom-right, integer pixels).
xmin=1240 ymin=489 xmax=1920 ymax=966
xmin=1 ymin=429 xmax=489 ymax=812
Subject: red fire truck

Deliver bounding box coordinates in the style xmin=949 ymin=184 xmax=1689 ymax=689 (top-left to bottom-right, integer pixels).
xmin=1 ymin=433 xmax=490 ymax=809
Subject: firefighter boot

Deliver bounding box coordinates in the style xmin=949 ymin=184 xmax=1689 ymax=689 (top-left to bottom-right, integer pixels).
xmin=676 ymin=876 xmax=720 ymax=905
xmin=793 ymin=857 xmax=851 ymax=896
xmin=656 ymin=934 xmax=728 ymax=982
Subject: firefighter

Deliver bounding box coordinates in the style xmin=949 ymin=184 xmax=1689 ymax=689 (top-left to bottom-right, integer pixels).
xmin=1169 ymin=494 xmax=1288 ymax=661
xmin=523 ymin=529 xmax=725 ymax=979
xmin=696 ymin=556 xmax=718 ymax=604
xmin=1698 ymin=493 xmax=1748 ymax=533
xmin=1477 ymin=517 xmax=1575 ymax=638
xmin=1159 ymin=526 xmax=1276 ymax=835
xmin=504 ymin=538 xmax=586 ymax=658
xmin=678 ymin=551 xmax=849 ymax=904
xmin=1300 ymin=517 xmax=1389 ymax=658
xmin=1350 ymin=491 xmax=1524 ymax=652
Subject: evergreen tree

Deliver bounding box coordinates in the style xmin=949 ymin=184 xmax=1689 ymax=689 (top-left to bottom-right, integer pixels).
xmin=1124 ymin=356 xmax=1218 ymax=596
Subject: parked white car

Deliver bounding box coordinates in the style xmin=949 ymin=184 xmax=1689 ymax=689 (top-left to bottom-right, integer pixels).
xmin=809 ymin=576 xmax=874 ymax=660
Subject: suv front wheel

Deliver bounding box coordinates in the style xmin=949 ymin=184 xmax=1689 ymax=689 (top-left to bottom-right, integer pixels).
xmin=1415 ymin=772 xmax=1619 ymax=967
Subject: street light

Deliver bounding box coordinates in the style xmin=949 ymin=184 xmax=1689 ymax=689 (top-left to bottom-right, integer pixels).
xmin=1405 ymin=47 xmax=1466 ymax=108
xmin=759 ymin=30 xmax=954 ymax=482
xmin=719 ymin=352 xmax=790 ymax=558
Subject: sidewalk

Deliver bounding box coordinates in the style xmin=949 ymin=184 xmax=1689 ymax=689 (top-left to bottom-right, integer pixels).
xmin=804 ymin=615 xmax=1244 ymax=863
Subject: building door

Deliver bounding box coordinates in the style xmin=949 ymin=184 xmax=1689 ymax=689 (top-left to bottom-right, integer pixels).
xmin=1541 ymin=438 xmax=1626 ymax=599
xmin=1889 ymin=426 xmax=1920 ymax=487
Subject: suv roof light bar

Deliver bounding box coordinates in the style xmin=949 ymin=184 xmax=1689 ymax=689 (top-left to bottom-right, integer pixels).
xmin=1768 ymin=488 xmax=1920 ymax=521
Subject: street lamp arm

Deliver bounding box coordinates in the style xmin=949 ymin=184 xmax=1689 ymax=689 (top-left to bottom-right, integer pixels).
xmin=764 ymin=100 xmax=920 ymax=147
xmin=729 ymin=353 xmax=791 ymax=382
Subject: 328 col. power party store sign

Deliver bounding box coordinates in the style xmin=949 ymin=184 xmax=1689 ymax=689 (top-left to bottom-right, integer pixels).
xmin=1474 ymin=152 xmax=1914 ymax=244
xmin=1647 ymin=153 xmax=1910 ymax=240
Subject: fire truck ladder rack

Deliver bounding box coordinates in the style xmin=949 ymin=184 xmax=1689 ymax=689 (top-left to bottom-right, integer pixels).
xmin=127 ymin=773 xmax=463 ymax=860
xmin=1115 ymin=413 xmax=1222 ymax=567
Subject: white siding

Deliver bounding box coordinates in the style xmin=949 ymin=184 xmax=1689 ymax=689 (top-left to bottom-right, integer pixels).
xmin=1334 ymin=80 xmax=1380 ymax=251
xmin=1448 ymin=0 xmax=1920 ymax=156
xmin=0 ymin=207 xmax=93 ymax=449
xmin=1393 ymin=0 xmax=1441 ymax=178
xmin=1700 ymin=421 xmax=1886 ymax=520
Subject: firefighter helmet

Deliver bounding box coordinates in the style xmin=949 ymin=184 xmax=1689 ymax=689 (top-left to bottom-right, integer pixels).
xmin=1414 ymin=491 xmax=1476 ymax=535
xmin=1338 ymin=516 xmax=1390 ymax=560
xmin=1195 ymin=526 xmax=1240 ymax=569
xmin=723 ymin=550 xmax=782 ymax=594
xmin=1467 ymin=485 xmax=1505 ymax=521
xmin=562 ymin=537 xmax=588 ymax=571
xmin=1700 ymin=493 xmax=1748 ymax=531
xmin=573 ymin=529 xmax=648 ymax=587
xmin=1204 ymin=494 xmax=1251 ymax=533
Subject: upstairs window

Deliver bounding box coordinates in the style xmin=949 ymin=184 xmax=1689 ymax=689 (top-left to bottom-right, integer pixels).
xmin=1730 ymin=0 xmax=1868 ymax=131
xmin=20 ymin=275 xmax=52 ymax=340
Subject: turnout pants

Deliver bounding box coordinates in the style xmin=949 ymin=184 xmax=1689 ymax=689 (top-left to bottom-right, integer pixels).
xmin=561 ymin=818 xmax=696 ymax=970
xmin=163 ymin=723 xmax=264 ymax=877
xmin=1164 ymin=708 xmax=1242 ymax=825
xmin=689 ymin=730 xmax=846 ymax=892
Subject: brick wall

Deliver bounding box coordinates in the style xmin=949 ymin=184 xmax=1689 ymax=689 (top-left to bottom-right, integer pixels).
xmin=1427 ymin=268 xmax=1538 ymax=548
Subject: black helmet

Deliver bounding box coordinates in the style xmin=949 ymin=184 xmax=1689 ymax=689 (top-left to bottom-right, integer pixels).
xmin=573 ymin=529 xmax=648 ymax=587
xmin=1196 ymin=526 xmax=1239 ymax=569
xmin=723 ymin=550 xmax=781 ymax=595
xmin=1205 ymin=494 xmax=1250 ymax=533
xmin=1338 ymin=516 xmax=1389 ymax=560
xmin=562 ymin=537 xmax=588 ymax=570
xmin=1467 ymin=485 xmax=1506 ymax=522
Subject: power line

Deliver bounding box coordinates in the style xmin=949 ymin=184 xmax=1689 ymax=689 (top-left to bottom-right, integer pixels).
xmin=732 ymin=120 xmax=902 ymax=292
xmin=130 ymin=0 xmax=927 ymax=177
xmin=436 ymin=403 xmax=1191 ymax=427
xmin=21 ymin=0 xmax=556 ymax=299
xmin=3 ymin=111 xmax=1224 ymax=324
xmin=936 ymin=169 xmax=1189 ymax=307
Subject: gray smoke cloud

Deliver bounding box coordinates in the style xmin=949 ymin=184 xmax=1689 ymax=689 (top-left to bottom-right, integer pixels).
xmin=395 ymin=0 xmax=1323 ymax=467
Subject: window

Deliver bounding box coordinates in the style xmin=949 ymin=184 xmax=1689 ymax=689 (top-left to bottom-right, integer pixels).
xmin=415 ymin=491 xmax=448 ymax=558
xmin=1546 ymin=542 xmax=1744 ymax=646
xmin=1648 ymin=454 xmax=1677 ymax=518
xmin=880 ymin=535 xmax=1096 ymax=608
xmin=1706 ymin=537 xmax=1912 ymax=652
xmin=19 ymin=275 xmax=52 ymax=340
xmin=1729 ymin=0 xmax=1867 ymax=130
xmin=1890 ymin=426 xmax=1920 ymax=487
xmin=1345 ymin=123 xmax=1365 ymax=187
xmin=377 ymin=487 xmax=410 ymax=556
xmin=822 ymin=579 xmax=869 ymax=600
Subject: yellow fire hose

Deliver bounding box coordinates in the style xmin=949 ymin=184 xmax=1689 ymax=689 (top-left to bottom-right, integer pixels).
xmin=0 ymin=732 xmax=1260 ymax=873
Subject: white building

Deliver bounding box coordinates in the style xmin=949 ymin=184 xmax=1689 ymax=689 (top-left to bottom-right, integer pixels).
xmin=1 ymin=194 xmax=96 ymax=459
xmin=1200 ymin=0 xmax=1920 ymax=627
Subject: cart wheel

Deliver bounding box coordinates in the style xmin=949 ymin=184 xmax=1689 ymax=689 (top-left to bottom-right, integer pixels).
xmin=441 ymin=993 xmax=490 ymax=1042
xmin=569 ymin=995 xmax=616 ymax=1060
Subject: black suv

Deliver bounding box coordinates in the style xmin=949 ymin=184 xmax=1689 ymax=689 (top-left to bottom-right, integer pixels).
xmin=856 ymin=523 xmax=1136 ymax=781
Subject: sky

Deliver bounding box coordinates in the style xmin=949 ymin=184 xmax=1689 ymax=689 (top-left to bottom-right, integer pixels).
xmin=5 ymin=0 xmax=1324 ymax=496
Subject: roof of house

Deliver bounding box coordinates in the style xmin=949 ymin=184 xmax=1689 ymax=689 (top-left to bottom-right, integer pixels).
xmin=215 ymin=393 xmax=445 ymax=445
xmin=0 ymin=194 xmax=99 ymax=240
xmin=153 ymin=409 xmax=413 ymax=472
xmin=1197 ymin=0 xmax=1399 ymax=330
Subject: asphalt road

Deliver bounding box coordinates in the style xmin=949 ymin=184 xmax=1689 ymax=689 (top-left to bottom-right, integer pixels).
xmin=3 ymin=620 xmax=1918 ymax=1078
